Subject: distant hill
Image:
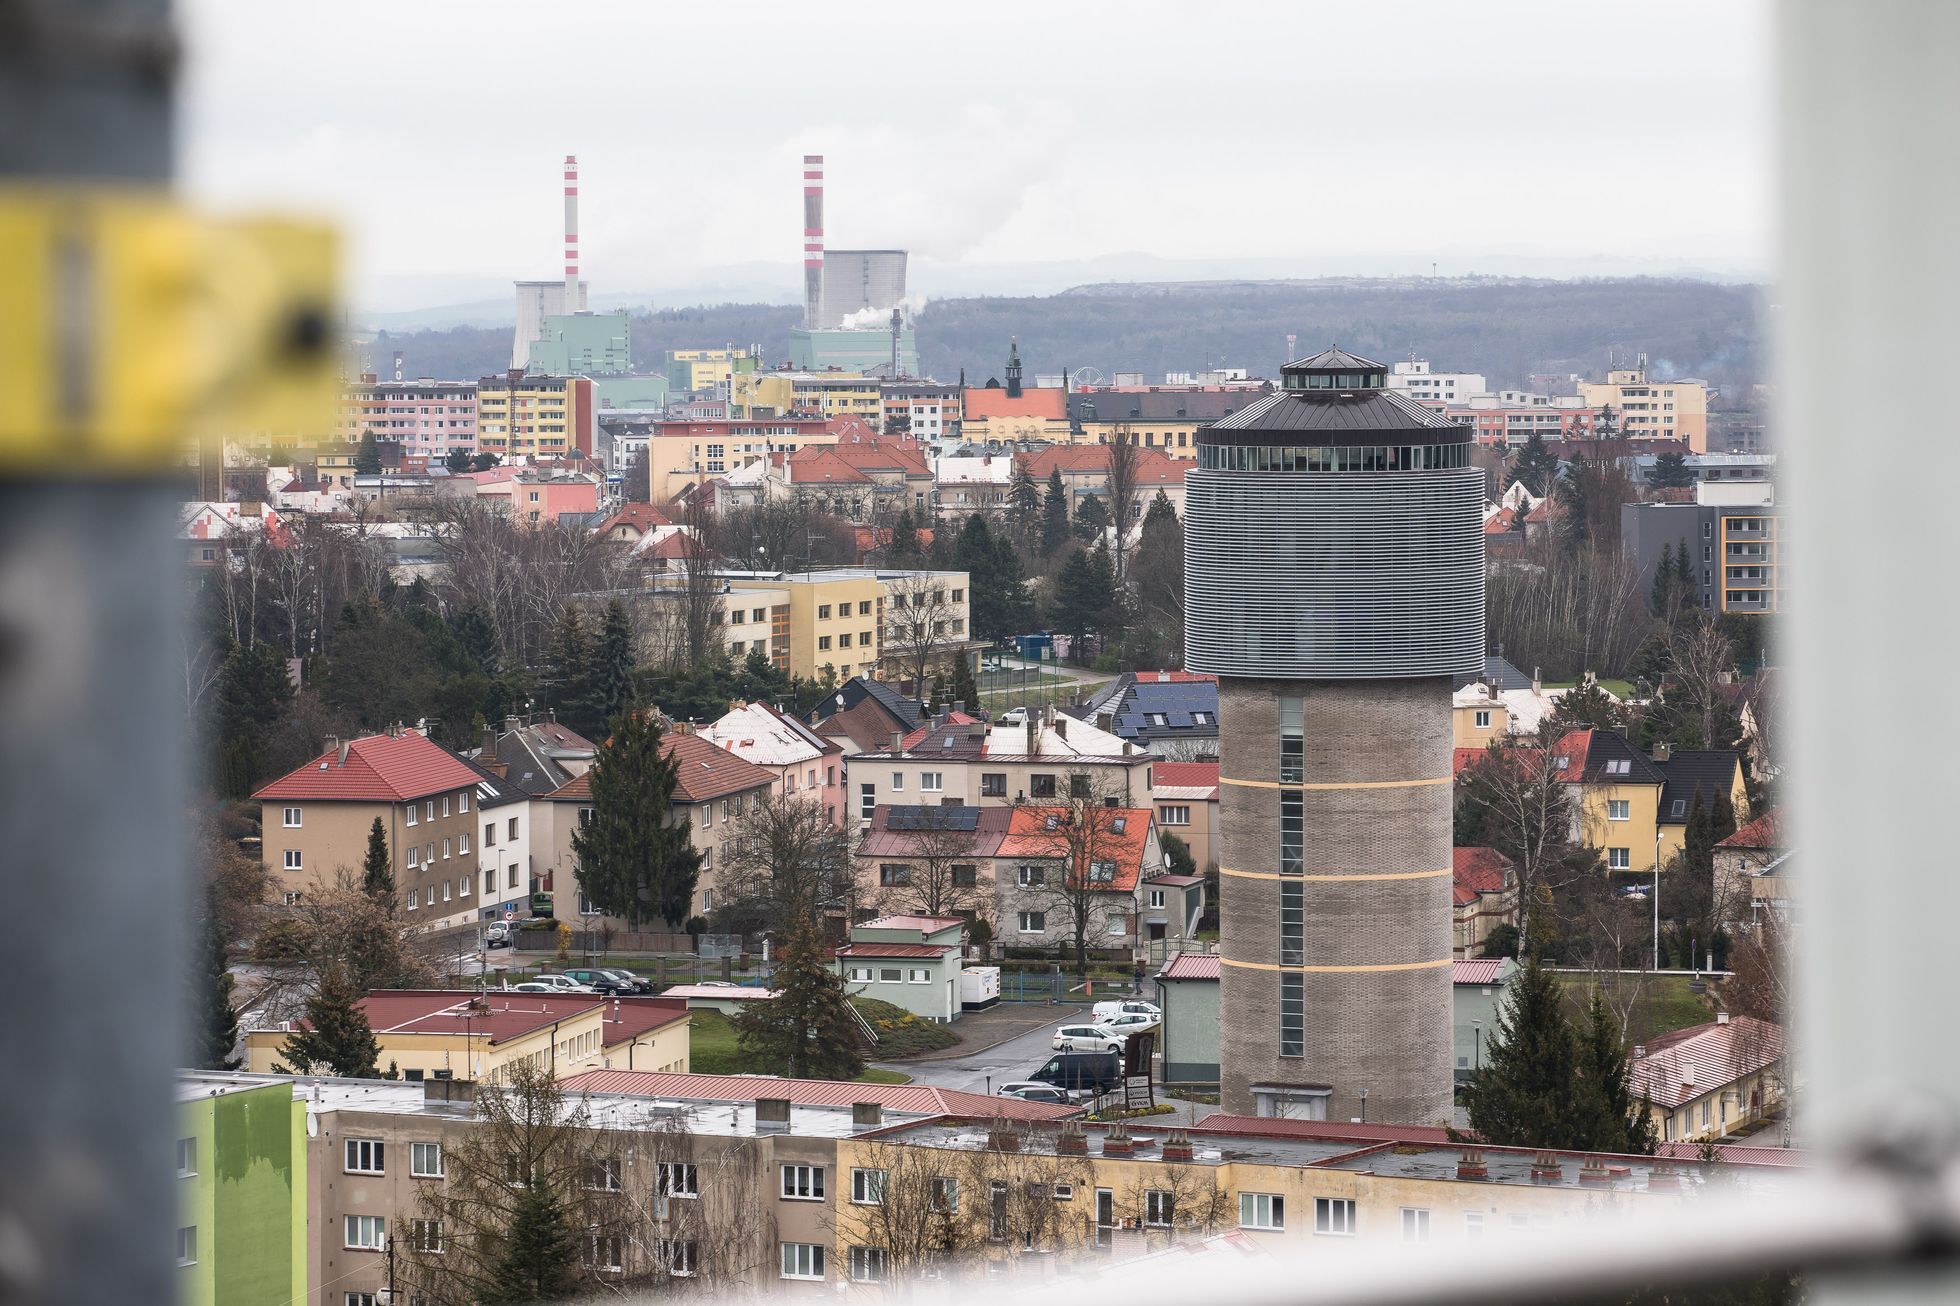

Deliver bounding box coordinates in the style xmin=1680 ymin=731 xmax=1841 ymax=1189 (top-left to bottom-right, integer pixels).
xmin=363 ymin=276 xmax=1764 ymax=395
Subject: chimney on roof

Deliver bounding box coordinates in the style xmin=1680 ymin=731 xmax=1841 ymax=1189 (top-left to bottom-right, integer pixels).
xmin=1579 ymin=1156 xmax=1612 ymax=1184
xmin=1054 ymin=717 xmax=1067 ymax=740
xmin=1529 ymin=1150 xmax=1563 ymax=1181
xmin=338 ymin=740 xmax=352 ymax=767
xmin=1716 ymin=1011 xmax=1730 ymax=1025
xmin=423 ymin=1077 xmax=474 ymax=1104
xmin=1057 ymin=1120 xmax=1088 ymax=1155
xmin=1456 ymin=1147 xmax=1489 ymax=1181
xmin=324 ymin=734 xmax=340 ymax=757
xmin=755 ymin=1097 xmax=791 ymax=1131
xmin=1652 ymin=741 xmax=1673 ymax=764
xmin=952 ymin=700 xmax=965 ymax=716
xmin=1161 ymin=1129 xmax=1194 ymax=1162
xmin=890 ymin=731 xmax=904 ymax=753
xmin=852 ymin=1101 xmax=883 ymax=1129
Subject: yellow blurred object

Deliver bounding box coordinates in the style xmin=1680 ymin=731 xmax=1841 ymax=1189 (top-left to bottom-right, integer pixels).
xmin=0 ymin=188 xmax=338 ymax=470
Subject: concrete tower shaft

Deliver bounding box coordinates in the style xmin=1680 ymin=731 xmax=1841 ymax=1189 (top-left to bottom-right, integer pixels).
xmin=803 ymin=154 xmax=824 ymax=329
xmin=563 ymin=154 xmax=579 ymax=301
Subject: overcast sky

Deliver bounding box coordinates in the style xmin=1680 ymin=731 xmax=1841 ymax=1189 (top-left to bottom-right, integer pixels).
xmin=179 ymin=0 xmax=1771 ymax=315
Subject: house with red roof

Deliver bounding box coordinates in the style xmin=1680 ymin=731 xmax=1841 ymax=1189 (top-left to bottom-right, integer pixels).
xmin=536 ymin=728 xmax=778 ymax=926
xmin=243 ymin=989 xmax=691 ymax=1081
xmin=1451 ymin=847 xmax=1519 ymax=958
xmin=831 ymin=915 xmax=969 ymax=1023
xmin=252 ymin=727 xmax=490 ymax=921
xmin=1715 ymin=806 xmax=1789 ymax=926
xmin=1452 ymin=956 xmax=1520 ymax=1083
xmin=783 ymin=435 xmax=932 ymax=523
xmin=995 ymin=803 xmax=1167 ymax=958
xmin=1632 ymin=1015 xmax=1786 ymax=1143
xmin=1150 ymin=759 xmax=1220 ymax=868
xmin=1016 ymin=443 xmax=1189 ymax=520
xmin=593 ymin=501 xmax=672 ymax=543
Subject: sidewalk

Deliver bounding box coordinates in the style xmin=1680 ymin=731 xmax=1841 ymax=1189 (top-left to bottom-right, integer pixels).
xmin=894 ymin=1000 xmax=1091 ymax=1063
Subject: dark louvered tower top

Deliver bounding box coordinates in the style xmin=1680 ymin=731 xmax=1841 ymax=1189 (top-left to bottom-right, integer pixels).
xmin=1183 ymin=346 xmax=1485 ymax=679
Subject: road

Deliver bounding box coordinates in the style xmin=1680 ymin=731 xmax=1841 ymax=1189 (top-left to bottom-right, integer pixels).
xmin=874 ymin=1004 xmax=1091 ymax=1095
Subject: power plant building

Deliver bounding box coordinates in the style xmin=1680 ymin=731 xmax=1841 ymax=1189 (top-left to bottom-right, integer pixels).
xmin=1183 ymin=347 xmax=1486 ymax=1125
xmin=818 ymin=249 xmax=908 ymax=328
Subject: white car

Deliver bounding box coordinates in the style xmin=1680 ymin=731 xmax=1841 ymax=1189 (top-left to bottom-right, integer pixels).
xmin=1093 ymin=999 xmax=1161 ymax=1023
xmin=507 ymin=981 xmax=562 ymax=994
xmin=1053 ymin=1023 xmax=1126 ymax=1054
xmin=521 ymin=974 xmax=596 ymax=994
xmin=1096 ymin=1011 xmax=1160 ymax=1037
xmin=997 ymin=1082 xmax=1073 ymax=1106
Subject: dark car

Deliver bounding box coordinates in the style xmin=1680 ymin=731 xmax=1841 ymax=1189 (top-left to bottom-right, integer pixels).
xmin=1028 ymin=1050 xmax=1122 ymax=1099
xmin=555 ymin=969 xmax=635 ymax=996
xmin=596 ymin=967 xmax=655 ymax=994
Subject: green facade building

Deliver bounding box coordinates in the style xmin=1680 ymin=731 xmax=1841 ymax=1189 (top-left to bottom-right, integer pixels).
xmin=789 ymin=326 xmax=918 ymax=377
xmin=527 ymin=310 xmax=632 ymax=375
xmin=177 ymin=1077 xmax=308 ymax=1306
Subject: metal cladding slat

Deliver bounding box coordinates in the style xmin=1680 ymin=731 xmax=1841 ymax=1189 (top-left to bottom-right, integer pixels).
xmin=1183 ymin=467 xmax=1487 ymax=678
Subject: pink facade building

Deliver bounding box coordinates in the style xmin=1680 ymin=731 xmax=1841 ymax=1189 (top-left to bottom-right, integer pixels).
xmin=339 ymin=374 xmax=479 ymax=463
xmin=467 ymin=468 xmax=601 ymax=525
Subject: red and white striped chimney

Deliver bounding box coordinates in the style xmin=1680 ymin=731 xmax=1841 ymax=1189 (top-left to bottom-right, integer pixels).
xmin=563 ymin=154 xmax=580 ymax=307
xmin=803 ymin=154 xmax=824 ymax=329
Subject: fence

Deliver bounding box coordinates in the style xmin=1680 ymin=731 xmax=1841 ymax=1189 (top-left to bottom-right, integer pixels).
xmin=512 ymin=926 xmax=702 ymax=955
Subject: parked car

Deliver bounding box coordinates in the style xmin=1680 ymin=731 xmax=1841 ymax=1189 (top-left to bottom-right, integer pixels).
xmin=523 ymin=974 xmax=597 ymax=995
xmin=1028 ymin=1050 xmax=1123 ymax=1098
xmin=997 ymin=1082 xmax=1073 ymax=1106
xmin=483 ymin=922 xmax=511 ymax=949
xmin=1053 ymin=1023 xmax=1126 ymax=1054
xmin=600 ymin=968 xmax=656 ymax=994
xmin=559 ymin=968 xmax=638 ymax=995
xmin=1092 ymin=999 xmax=1161 ymax=1023
xmin=1095 ymin=1011 xmax=1160 ymax=1037
xmin=507 ymin=981 xmax=561 ymax=994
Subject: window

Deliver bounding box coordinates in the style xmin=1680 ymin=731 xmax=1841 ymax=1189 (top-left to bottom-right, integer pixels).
xmin=1280 ymin=790 xmax=1303 ymax=874
xmin=509 ymin=817 xmax=519 ymax=840
xmin=344 ymin=1214 xmax=386 ymax=1250
xmin=1608 ymin=847 xmax=1632 ymax=870
xmin=441 ymin=880 xmax=451 ymax=902
xmin=818 ymin=604 xmax=832 ymax=619
xmin=920 ymin=771 xmax=943 ymax=791
xmin=1107 ymin=914 xmax=1127 ymax=936
xmin=1030 ymin=773 xmax=1057 ymax=798
xmin=457 ymin=790 xmax=468 ymax=813
xmin=891 ymin=772 xmax=904 ymax=791
xmin=1088 ymin=859 xmax=1116 ymax=883
xmin=860 ymin=783 xmax=876 ymax=820
xmin=1145 ymin=1189 xmax=1176 ymax=1227
xmin=1280 ymin=880 xmax=1304 ymax=966
xmin=1671 ymin=798 xmax=1688 ymax=818
xmin=425 ymin=843 xmax=434 ymax=865
xmin=424 ymin=884 xmax=434 ymax=907
xmin=929 ymin=1176 xmax=959 ymax=1212
xmin=1018 ymin=911 xmax=1046 ymax=933
xmin=175 ymin=1225 xmax=196 ymax=1266
xmin=584 ymin=1232 xmax=622 ymax=1273
xmin=459 ymin=832 xmax=471 ymax=855
xmin=508 ymin=865 xmax=520 ymax=889
xmin=282 ymin=890 xmax=303 ymax=906
xmin=851 ymin=1167 xmax=887 ymax=1205
xmin=1608 ymin=799 xmax=1631 ymax=821
xmin=879 ymin=864 xmax=912 ymax=887
xmin=1474 ymin=709 xmax=1492 ymax=728
xmin=1159 ymin=804 xmax=1190 ymax=825
xmin=859 ymin=600 xmax=873 ymax=615
xmin=1240 ymin=1192 xmax=1285 ymax=1230
xmin=656 ymin=1238 xmax=698 ymax=1276
xmin=344 ymin=1138 xmax=384 ymax=1174
xmin=282 ymin=807 xmax=302 ymax=827
xmin=1192 ymin=711 xmax=1212 ymax=726
xmin=1402 ymin=1207 xmax=1431 ymax=1242
xmin=909 ymin=967 xmax=931 ymax=983
xmin=1280 ymin=972 xmax=1304 ymax=1056
xmin=410 ymin=1142 xmax=443 ymax=1178
xmin=1149 ymin=888 xmax=1166 ymax=909
xmin=585 ymin=1157 xmax=621 ymax=1191
xmin=781 ymin=1164 xmax=825 ymax=1200
xmin=426 ymin=800 xmax=435 ymax=821
xmin=818 ymin=635 xmax=831 ymax=651
xmin=1280 ymin=695 xmax=1304 ymax=783
xmin=848 ymin=966 xmax=873 ymax=981
xmin=1018 ymin=864 xmax=1045 ymax=887
xmin=879 ymin=967 xmax=903 ymax=982
xmin=410 ymin=1218 xmax=443 ymax=1253
xmin=1315 ymin=1197 xmax=1356 ymax=1235
xmin=407 ymin=844 xmax=421 ymax=869
xmin=781 ymin=1242 xmax=825 ymax=1280
xmin=849 ymin=1245 xmax=888 ymax=1283
xmin=175 ymin=1137 xmax=197 ymax=1176
xmin=406 ymin=804 xmax=418 ymax=827
xmin=345 ymin=1295 xmax=377 ymax=1306
xmin=648 ymin=1160 xmax=700 ymax=1200
xmin=283 ymin=849 xmax=302 ymax=871
xmin=1606 ymin=758 xmax=1632 ymax=777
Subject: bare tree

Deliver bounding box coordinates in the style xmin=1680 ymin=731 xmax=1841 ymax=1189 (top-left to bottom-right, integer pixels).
xmin=1457 ymin=738 xmax=1601 ymax=956
xmin=713 ymin=792 xmax=858 ymax=936
xmin=1664 ymin=612 xmax=1741 ymax=749
xmin=881 ymin=572 xmax=960 ymax=695
xmin=1022 ymin=772 xmax=1148 ymax=979
xmin=1114 ymin=1147 xmax=1234 ymax=1247
xmin=869 ymin=805 xmax=993 ymax=923
xmin=666 ymin=496 xmax=724 ymax=672
xmin=1104 ymin=426 xmax=1142 ymax=588
xmin=1485 ymin=539 xmax=1648 ymax=682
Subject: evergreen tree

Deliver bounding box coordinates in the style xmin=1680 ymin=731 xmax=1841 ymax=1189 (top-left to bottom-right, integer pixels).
xmin=1039 ymin=468 xmax=1071 ymax=556
xmin=1073 ymin=493 xmax=1110 ymax=543
xmin=1006 ymin=460 xmax=1042 ymax=547
xmin=1593 ymin=404 xmax=1622 ymax=441
xmin=1650 ymin=451 xmax=1695 ymax=488
xmin=1575 ymin=993 xmax=1660 ymax=1154
xmin=484 ymin=1184 xmax=582 ymax=1304
xmin=991 ymin=529 xmax=1035 ymax=636
xmin=888 ymin=509 xmax=919 ymax=562
xmin=1684 ymin=788 xmax=1714 ymax=877
xmin=1711 ymin=785 xmax=1739 ymax=847
xmin=354 ymin=428 xmax=383 ymax=475
xmin=593 ymin=600 xmax=635 ymax=729
xmin=212 ymin=639 xmax=293 ymax=798
xmin=732 ymin=920 xmax=864 ymax=1079
xmin=546 ymin=606 xmax=596 ymax=735
xmin=1651 ymin=542 xmax=1677 ymax=616
xmin=1461 ymin=959 xmax=1584 ymax=1148
xmin=1128 ymin=491 xmax=1185 ymax=666
xmin=570 ymin=711 xmax=702 ymax=928
xmin=192 ymin=908 xmax=242 ymax=1070
xmin=1160 ymin=831 xmax=1197 ymax=878
xmin=1047 ymin=544 xmax=1117 ymax=651
xmin=360 ymin=816 xmax=394 ymax=904
xmin=1509 ymin=433 xmax=1559 ymax=496
xmin=1675 ymin=535 xmax=1696 ymax=593
xmin=947 ymin=656 xmax=980 ymax=714
xmin=275 ymin=966 xmax=382 ymax=1078
xmin=443 ymin=449 xmax=473 ymax=474
xmin=470 ymin=451 xmax=502 ymax=472
xmin=1558 ymin=456 xmax=1592 ymax=550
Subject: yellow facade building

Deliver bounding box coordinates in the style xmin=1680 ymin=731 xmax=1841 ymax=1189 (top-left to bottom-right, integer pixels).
xmin=730 ymin=370 xmax=882 ymax=421
xmin=666 ymin=347 xmax=754 ymax=394
xmin=475 ymin=372 xmax=588 ymax=461
xmin=1451 ymin=683 xmax=1511 ymax=750
xmin=243 ymin=991 xmax=690 ymax=1083
xmin=1552 ymin=730 xmax=1749 ymax=874
xmin=635 ymin=416 xmax=838 ymax=502
xmin=1577 ymin=365 xmax=1709 ymax=452
xmin=730 ymin=570 xmax=885 ymax=682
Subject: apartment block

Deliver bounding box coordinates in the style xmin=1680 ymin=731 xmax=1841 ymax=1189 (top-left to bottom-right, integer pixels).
xmin=336 ymin=375 xmax=477 ymax=463
xmin=1621 ymin=491 xmax=1786 ymax=614
xmin=1577 ymin=363 xmax=1710 ymax=452
xmin=475 ymin=370 xmax=596 ymax=460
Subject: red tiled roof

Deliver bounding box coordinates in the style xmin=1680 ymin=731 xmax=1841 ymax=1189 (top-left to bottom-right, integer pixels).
xmin=1452 ymin=959 xmax=1512 ymax=985
xmin=1718 ymin=806 xmax=1785 ymax=850
xmin=555 ymin=1069 xmax=1073 ymax=1120
xmin=852 ymin=524 xmax=937 ymax=558
xmin=548 ymin=731 xmax=776 ymax=805
xmin=900 ymin=711 xmax=979 ymax=750
xmin=1631 ymin=1017 xmax=1785 ymax=1109
xmin=963 ymin=387 xmax=1067 ymax=421
xmin=352 ymin=990 xmax=603 ymax=1045
xmin=1483 ymin=506 xmax=1520 ymax=533
xmin=834 ymin=942 xmax=958 ymax=959
xmin=997 ymin=805 xmax=1153 ymax=891
xmin=600 ymin=997 xmax=692 ymax=1043
xmin=596 ymin=503 xmax=672 ymax=535
xmin=253 ymin=731 xmax=482 ymax=803
xmin=1017 ymin=444 xmax=1186 ymax=485
xmin=1153 ymin=761 xmax=1220 ymax=797
xmin=1158 ymin=953 xmax=1220 ymax=981
xmin=797 ymin=434 xmax=930 ymax=476
xmin=785 ymin=448 xmax=872 ymax=485
xmin=1452 ymin=847 xmax=1515 ymax=907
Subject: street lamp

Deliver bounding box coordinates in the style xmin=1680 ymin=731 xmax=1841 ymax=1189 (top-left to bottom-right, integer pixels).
xmin=1652 ymin=828 xmax=1663 ymax=971
xmin=1360 ymin=1087 xmax=1370 ymax=1124
xmin=1472 ymin=1020 xmax=1482 ymax=1072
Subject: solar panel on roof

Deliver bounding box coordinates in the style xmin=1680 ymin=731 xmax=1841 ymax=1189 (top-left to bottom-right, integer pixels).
xmin=887 ymin=806 xmax=980 ymax=831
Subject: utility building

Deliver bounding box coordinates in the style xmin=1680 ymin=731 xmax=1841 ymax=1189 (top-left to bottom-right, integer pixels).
xmin=1183 ymin=347 xmax=1485 ymax=1125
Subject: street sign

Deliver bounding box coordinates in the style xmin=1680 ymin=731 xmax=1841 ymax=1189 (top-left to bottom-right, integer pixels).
xmin=503 ymin=902 xmax=516 ymax=919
